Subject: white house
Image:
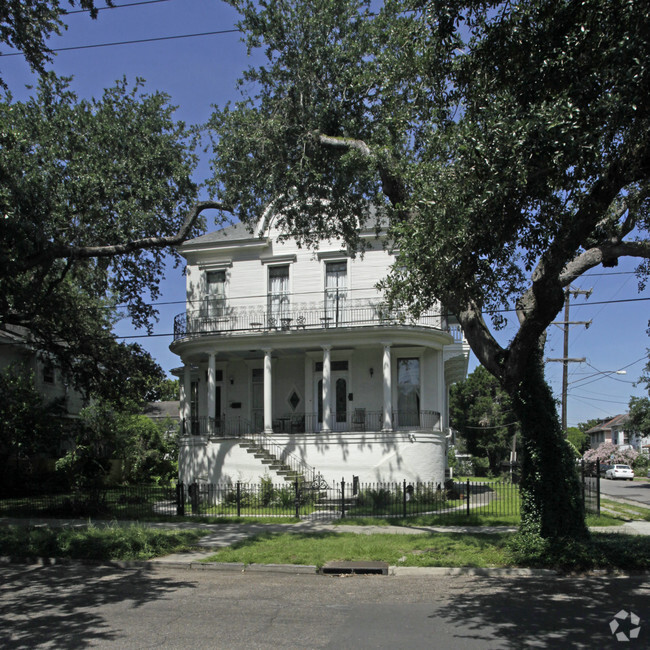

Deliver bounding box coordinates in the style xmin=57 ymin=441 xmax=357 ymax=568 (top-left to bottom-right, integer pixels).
xmin=170 ymin=215 xmax=469 ymax=487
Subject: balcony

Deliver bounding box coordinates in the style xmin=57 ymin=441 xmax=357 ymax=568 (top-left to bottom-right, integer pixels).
xmin=173 ymin=297 xmax=458 ymax=341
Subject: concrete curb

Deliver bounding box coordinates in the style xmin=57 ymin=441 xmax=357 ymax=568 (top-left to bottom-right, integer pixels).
xmin=3 ymin=555 xmax=650 ymax=577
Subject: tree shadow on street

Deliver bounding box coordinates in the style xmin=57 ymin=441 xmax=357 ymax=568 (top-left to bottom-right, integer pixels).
xmin=438 ymin=573 xmax=649 ymax=648
xmin=0 ymin=563 xmax=197 ymax=649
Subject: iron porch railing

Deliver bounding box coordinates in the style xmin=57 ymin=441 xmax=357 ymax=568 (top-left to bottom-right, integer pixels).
xmin=182 ymin=410 xmax=442 ymax=437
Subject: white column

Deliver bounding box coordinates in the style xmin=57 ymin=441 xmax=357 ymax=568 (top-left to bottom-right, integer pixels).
xmin=183 ymin=364 xmax=192 ymax=435
xmin=263 ymin=348 xmax=273 ymax=433
xmin=322 ymin=345 xmax=332 ymax=433
xmin=382 ymin=344 xmax=393 ymax=431
xmin=207 ymin=352 xmax=216 ymax=436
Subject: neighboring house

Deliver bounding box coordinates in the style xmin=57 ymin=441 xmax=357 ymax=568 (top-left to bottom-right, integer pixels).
xmin=170 ymin=215 xmax=470 ymax=486
xmin=0 ymin=325 xmax=85 ymax=424
xmin=587 ymin=413 xmax=650 ymax=453
xmin=143 ymin=400 xmax=181 ymax=437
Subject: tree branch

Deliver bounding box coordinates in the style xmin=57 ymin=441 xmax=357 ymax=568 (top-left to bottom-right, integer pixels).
xmin=316 ymin=132 xmax=410 ymax=210
xmin=559 ymin=240 xmax=650 ymax=287
xmin=20 ymin=200 xmax=229 ymax=271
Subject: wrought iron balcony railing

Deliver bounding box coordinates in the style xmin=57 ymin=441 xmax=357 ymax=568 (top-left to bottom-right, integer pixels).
xmin=173 ymin=298 xmax=452 ymax=341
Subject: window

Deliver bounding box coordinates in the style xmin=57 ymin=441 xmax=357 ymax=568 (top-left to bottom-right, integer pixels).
xmin=206 ymin=270 xmax=226 ymax=317
xmin=190 ymin=380 xmax=199 ymax=435
xmin=397 ymin=358 xmax=420 ymax=427
xmin=315 ymin=360 xmax=348 ymax=372
xmin=42 ymin=361 xmax=55 ymax=384
xmin=252 ymin=368 xmax=264 ymax=431
xmin=268 ymin=265 xmax=290 ymax=320
xmin=325 ymin=261 xmax=347 ymax=325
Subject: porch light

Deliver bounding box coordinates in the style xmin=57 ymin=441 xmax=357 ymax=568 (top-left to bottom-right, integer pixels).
xmin=369 ymin=367 xmax=374 ymax=378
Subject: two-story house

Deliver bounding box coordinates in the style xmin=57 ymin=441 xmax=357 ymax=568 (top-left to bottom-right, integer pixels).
xmin=170 ymin=215 xmax=469 ymax=486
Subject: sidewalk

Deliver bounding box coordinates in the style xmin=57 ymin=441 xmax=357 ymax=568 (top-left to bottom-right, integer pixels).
xmin=3 ymin=515 xmax=649 ymax=568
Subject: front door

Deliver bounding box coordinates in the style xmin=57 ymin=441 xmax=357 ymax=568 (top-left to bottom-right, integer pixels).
xmin=315 ymin=372 xmax=348 ymax=432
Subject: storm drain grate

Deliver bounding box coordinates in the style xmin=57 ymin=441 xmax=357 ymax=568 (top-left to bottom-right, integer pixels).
xmin=320 ymin=561 xmax=389 ymax=575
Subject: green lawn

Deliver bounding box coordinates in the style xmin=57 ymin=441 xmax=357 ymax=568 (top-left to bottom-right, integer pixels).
xmin=201 ymin=529 xmax=650 ymax=571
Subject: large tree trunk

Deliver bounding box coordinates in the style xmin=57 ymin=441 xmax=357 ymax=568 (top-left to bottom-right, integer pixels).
xmin=506 ymin=355 xmax=588 ymax=539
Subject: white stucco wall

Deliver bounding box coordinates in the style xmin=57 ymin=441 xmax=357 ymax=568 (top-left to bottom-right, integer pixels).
xmin=179 ymin=431 xmax=447 ymax=487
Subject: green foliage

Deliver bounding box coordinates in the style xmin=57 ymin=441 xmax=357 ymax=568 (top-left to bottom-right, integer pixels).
xmin=357 ymin=487 xmax=392 ymax=508
xmin=205 ymin=0 xmax=650 ymax=538
xmin=0 ymin=364 xmax=65 ymax=487
xmin=56 ymin=401 xmax=178 ymax=489
xmin=629 ymin=396 xmax=650 ymax=436
xmin=0 ymin=73 xmax=200 ymax=391
xmin=0 ymin=523 xmax=202 ymax=561
xmin=566 ymin=427 xmax=590 ymax=454
xmin=450 ymin=366 xmax=519 ymax=473
xmin=155 ymin=378 xmax=180 ymax=401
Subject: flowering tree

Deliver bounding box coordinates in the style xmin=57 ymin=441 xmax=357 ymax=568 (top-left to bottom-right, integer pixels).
xmin=584 ymin=442 xmax=638 ymax=466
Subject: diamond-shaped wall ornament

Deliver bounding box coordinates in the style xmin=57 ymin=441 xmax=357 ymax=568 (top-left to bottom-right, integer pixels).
xmin=289 ymin=390 xmax=301 ymax=411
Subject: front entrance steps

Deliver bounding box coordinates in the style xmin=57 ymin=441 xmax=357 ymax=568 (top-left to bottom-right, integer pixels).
xmin=239 ymin=440 xmax=305 ymax=483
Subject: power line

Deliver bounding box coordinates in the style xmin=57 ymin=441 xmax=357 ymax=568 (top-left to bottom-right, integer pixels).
xmin=1 ymin=29 xmax=240 ymax=57
xmin=65 ymin=0 xmax=173 ymax=15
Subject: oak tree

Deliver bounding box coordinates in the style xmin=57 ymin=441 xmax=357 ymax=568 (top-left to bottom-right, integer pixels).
xmin=207 ymin=0 xmax=650 ymax=538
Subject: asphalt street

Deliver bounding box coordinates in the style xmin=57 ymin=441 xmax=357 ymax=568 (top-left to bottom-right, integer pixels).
xmin=1 ymin=563 xmax=648 ymax=649
xmin=600 ymin=478 xmax=650 ymax=506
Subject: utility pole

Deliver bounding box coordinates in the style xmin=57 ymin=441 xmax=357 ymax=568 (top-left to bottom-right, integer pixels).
xmin=546 ymin=286 xmax=592 ymax=432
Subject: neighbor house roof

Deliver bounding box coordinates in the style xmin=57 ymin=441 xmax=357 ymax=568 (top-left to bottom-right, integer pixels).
xmin=585 ymin=413 xmax=630 ymax=435
xmin=143 ymin=401 xmax=180 ymax=421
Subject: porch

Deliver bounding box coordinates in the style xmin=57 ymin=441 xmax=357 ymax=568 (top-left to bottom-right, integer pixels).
xmin=182 ymin=409 xmax=442 ymax=437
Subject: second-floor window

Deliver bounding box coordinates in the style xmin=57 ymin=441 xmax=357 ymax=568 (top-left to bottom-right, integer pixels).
xmin=206 ymin=270 xmax=226 ymax=317
xmin=325 ymin=261 xmax=347 ymax=325
xmin=268 ymin=265 xmax=290 ymax=320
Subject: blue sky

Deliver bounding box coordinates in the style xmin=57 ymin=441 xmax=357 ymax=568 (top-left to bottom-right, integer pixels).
xmin=2 ymin=0 xmax=648 ymax=427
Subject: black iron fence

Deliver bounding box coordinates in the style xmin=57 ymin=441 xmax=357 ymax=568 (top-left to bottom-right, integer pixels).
xmin=0 ymin=474 xmax=600 ymax=522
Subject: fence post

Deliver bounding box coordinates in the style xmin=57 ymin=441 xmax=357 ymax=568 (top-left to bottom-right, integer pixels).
xmin=236 ymin=481 xmax=241 ymax=518
xmin=176 ymin=482 xmax=185 ymax=516
xmin=341 ymin=477 xmax=346 ymax=519
xmin=581 ymin=459 xmax=586 ymax=510
xmin=294 ymin=478 xmax=300 ymax=519
xmin=466 ymin=479 xmax=471 ymax=517
xmin=596 ymin=459 xmax=601 ymax=516
xmin=403 ymin=479 xmax=407 ymax=518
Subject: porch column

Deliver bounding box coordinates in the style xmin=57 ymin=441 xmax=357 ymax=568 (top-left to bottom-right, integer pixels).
xmin=207 ymin=352 xmax=216 ymax=436
xmin=182 ymin=364 xmax=191 ymax=435
xmin=382 ymin=343 xmax=393 ymax=431
xmin=321 ymin=344 xmax=332 ymax=433
xmin=263 ymin=348 xmax=273 ymax=434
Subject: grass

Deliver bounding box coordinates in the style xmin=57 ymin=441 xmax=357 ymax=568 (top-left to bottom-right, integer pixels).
xmin=600 ymin=498 xmax=650 ymax=522
xmin=0 ymin=523 xmax=204 ymax=561
xmin=201 ymin=529 xmax=650 ymax=571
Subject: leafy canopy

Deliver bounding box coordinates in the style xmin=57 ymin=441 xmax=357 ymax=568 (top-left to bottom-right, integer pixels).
xmin=449 ymin=366 xmax=518 ymax=471
xmin=207 ymin=0 xmax=650 ymax=538
xmin=0 ymin=74 xmax=202 ymax=389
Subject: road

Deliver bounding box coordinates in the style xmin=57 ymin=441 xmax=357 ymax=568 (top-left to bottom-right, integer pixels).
xmin=1 ymin=563 xmax=648 ymax=648
xmin=600 ymin=477 xmax=650 ymax=506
